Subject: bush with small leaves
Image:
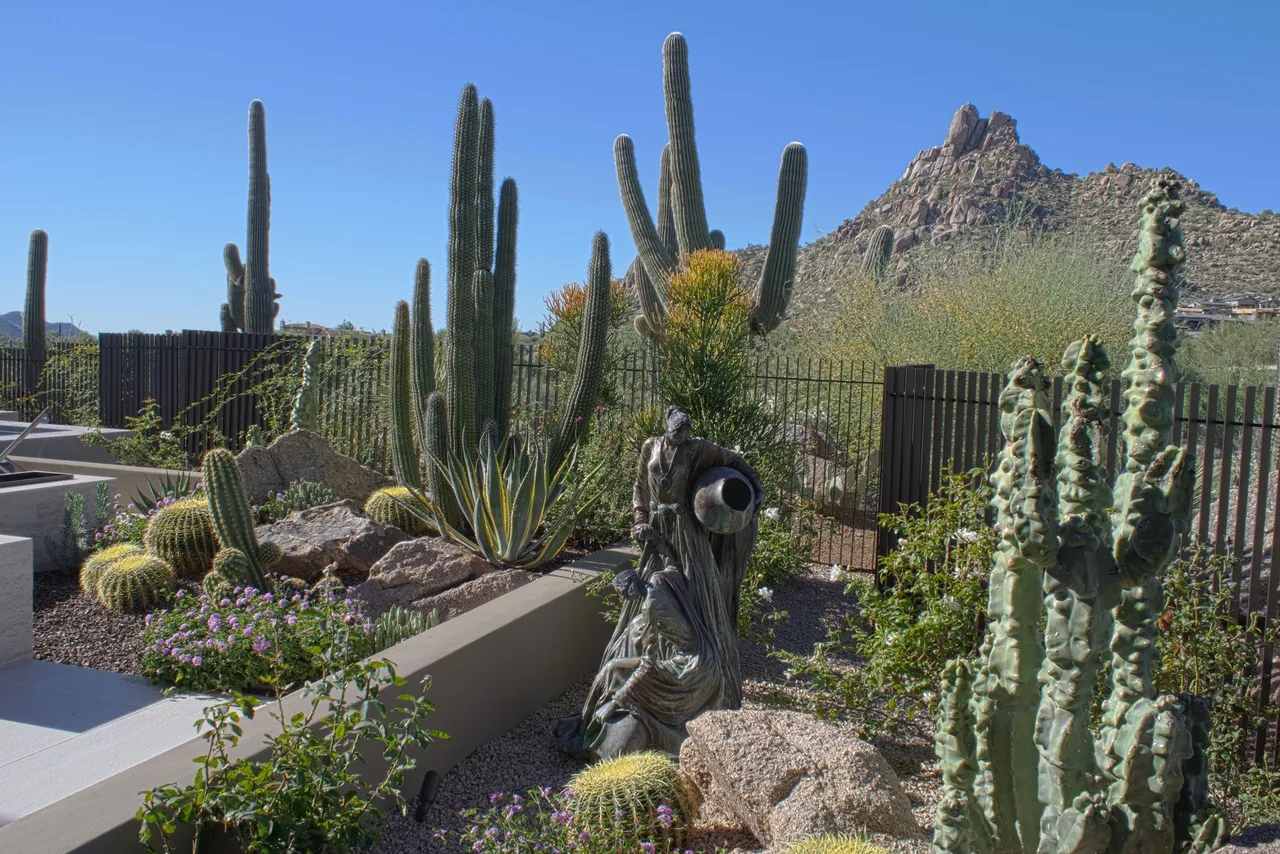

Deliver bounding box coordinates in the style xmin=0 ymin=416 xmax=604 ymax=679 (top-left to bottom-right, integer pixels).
xmin=97 ymin=553 xmax=177 ymax=613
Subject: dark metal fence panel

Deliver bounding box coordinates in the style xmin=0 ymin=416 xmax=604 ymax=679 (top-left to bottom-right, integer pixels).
xmin=0 ymin=340 xmax=99 ymax=422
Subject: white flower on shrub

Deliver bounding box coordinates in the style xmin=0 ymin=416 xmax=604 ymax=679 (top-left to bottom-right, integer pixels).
xmin=922 ymin=691 xmax=937 ymax=706
xmin=829 ymin=565 xmax=853 ymax=583
xmin=764 ymin=507 xmax=781 ymax=522
xmin=756 ymin=586 xmax=773 ymax=603
xmin=954 ymin=528 xmax=981 ymax=544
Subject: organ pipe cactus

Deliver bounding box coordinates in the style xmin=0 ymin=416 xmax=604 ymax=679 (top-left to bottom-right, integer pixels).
xmin=221 ymin=100 xmax=281 ymax=333
xmin=861 ymin=225 xmax=894 ymax=280
xmin=932 ymin=179 xmax=1228 ymax=854
xmin=289 ymin=339 xmax=321 ymax=432
xmin=616 ymin=33 xmax=807 ymax=338
xmin=386 ymin=85 xmax=611 ymax=548
xmin=201 ymin=448 xmax=281 ymax=593
xmin=23 ymin=229 xmax=48 ymax=395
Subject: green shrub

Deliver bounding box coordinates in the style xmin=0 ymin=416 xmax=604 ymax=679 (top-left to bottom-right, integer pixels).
xmin=81 ymin=399 xmax=190 ymax=469
xmin=1179 ymin=318 xmax=1279 ymax=391
xmin=137 ymin=656 xmax=447 ymax=854
xmin=568 ymin=407 xmax=664 ymax=551
xmin=772 ymin=468 xmax=996 ymax=734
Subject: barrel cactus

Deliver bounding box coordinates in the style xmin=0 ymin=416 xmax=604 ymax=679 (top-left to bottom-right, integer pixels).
xmin=563 ymin=750 xmax=695 ymax=846
xmin=201 ymin=448 xmax=281 ymax=592
xmin=364 ymin=486 xmax=432 ymax=535
xmin=97 ymin=553 xmax=176 ymax=613
xmin=221 ymin=100 xmax=281 ymax=333
xmin=860 ymin=225 xmax=894 ymax=280
xmin=931 ymin=179 xmax=1228 ymax=854
xmin=617 ymin=33 xmax=807 ymax=339
xmin=784 ymin=835 xmax=889 ymax=854
xmin=80 ymin=543 xmax=144 ymax=597
xmin=143 ymin=498 xmax=218 ymax=580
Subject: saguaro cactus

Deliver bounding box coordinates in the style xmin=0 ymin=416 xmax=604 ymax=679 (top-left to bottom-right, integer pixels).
xmin=23 ymin=229 xmax=48 ymax=396
xmin=221 ymin=100 xmax=281 ymax=333
xmin=616 ymin=33 xmax=807 ymax=339
xmin=861 ymin=225 xmax=895 ymax=280
xmin=932 ymin=179 xmax=1228 ymax=854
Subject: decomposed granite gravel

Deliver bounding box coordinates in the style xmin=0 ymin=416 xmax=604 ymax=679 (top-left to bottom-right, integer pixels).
xmin=371 ymin=564 xmax=939 ymax=854
xmin=33 ymin=571 xmax=149 ymax=674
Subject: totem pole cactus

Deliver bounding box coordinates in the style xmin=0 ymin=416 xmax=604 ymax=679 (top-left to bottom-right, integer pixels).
xmin=617 ymin=33 xmax=807 ymax=340
xmin=221 ymin=100 xmax=281 ymax=333
xmin=289 ymin=339 xmax=321 ymax=432
xmin=385 ymin=85 xmax=611 ymax=534
xmin=201 ymin=448 xmax=281 ymax=594
xmin=23 ymin=229 xmax=48 ymax=397
xmin=861 ymin=225 xmax=895 ymax=280
xmin=932 ymin=179 xmax=1228 ymax=854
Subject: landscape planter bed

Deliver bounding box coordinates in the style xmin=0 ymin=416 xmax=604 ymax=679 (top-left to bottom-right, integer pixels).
xmin=0 ymin=544 xmax=630 ymax=853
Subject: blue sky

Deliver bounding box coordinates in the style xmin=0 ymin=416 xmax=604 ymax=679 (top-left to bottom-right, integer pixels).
xmin=2 ymin=0 xmax=1276 ymax=335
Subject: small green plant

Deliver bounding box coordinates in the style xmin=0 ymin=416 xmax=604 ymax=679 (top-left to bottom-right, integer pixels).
xmin=137 ymin=656 xmax=448 ymax=854
xmin=251 ymin=480 xmax=338 ymax=525
xmin=369 ymin=605 xmax=440 ymax=652
xmin=97 ymin=553 xmax=176 ymax=613
xmin=44 ymin=483 xmax=111 ymax=577
xmin=772 ymin=468 xmax=996 ymax=734
xmin=130 ymin=471 xmax=198 ymax=516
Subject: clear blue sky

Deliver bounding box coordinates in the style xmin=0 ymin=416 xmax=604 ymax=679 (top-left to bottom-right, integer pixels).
xmin=2 ymin=0 xmax=1276 ymax=335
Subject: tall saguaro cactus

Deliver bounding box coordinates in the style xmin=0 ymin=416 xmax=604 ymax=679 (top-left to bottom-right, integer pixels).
xmin=221 ymin=100 xmax=281 ymax=333
xmin=23 ymin=229 xmax=48 ymax=396
xmin=616 ymin=33 xmax=808 ymax=340
xmin=932 ymin=179 xmax=1228 ymax=854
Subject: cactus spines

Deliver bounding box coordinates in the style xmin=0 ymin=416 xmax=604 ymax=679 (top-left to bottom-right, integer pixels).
xmin=364 ymin=486 xmax=432 ymax=535
xmin=390 ymin=300 xmax=422 ymax=490
xmin=423 ymin=390 xmax=458 ymax=529
xmin=24 ymin=229 xmax=48 ymax=395
xmin=143 ymin=498 xmax=219 ymax=580
xmin=222 ymin=101 xmax=281 ymax=332
xmin=616 ymin=33 xmax=807 ymax=339
xmin=548 ymin=231 xmax=612 ymax=471
xmin=492 ymin=178 xmax=518 ymax=437
xmin=474 ymin=270 xmax=495 ymax=431
xmin=861 ymin=225 xmax=895 ymax=280
xmin=564 ymin=750 xmax=695 ymax=846
xmin=932 ymin=179 xmax=1227 ymax=854
xmin=290 ymin=340 xmax=321 ymax=432
xmin=445 ymin=85 xmax=480 ymax=451
xmin=80 ymin=543 xmax=144 ymax=597
xmin=201 ymin=448 xmax=279 ymax=591
xmin=410 ymin=259 xmax=435 ymax=440
xmin=97 ymin=553 xmax=175 ymax=613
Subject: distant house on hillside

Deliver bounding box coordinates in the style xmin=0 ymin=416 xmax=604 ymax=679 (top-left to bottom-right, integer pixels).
xmin=1204 ymin=294 xmax=1261 ymax=311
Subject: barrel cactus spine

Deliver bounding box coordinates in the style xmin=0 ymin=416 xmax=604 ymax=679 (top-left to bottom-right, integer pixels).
xmin=364 ymin=486 xmax=432 ymax=535
xmin=221 ymin=100 xmax=281 ymax=333
xmin=564 ymin=750 xmax=695 ymax=846
xmin=23 ymin=229 xmax=48 ymax=396
xmin=97 ymin=553 xmax=176 ymax=613
xmin=143 ymin=498 xmax=219 ymax=580
xmin=201 ymin=448 xmax=280 ymax=592
xmin=80 ymin=543 xmax=144 ymax=597
xmin=932 ymin=179 xmax=1228 ymax=854
xmin=861 ymin=225 xmax=895 ymax=280
xmin=616 ymin=33 xmax=807 ymax=339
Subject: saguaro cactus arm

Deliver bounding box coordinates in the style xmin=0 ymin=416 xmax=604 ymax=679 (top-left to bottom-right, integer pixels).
xmin=445 ymin=85 xmax=480 ymax=450
xmin=243 ymin=100 xmax=275 ymax=333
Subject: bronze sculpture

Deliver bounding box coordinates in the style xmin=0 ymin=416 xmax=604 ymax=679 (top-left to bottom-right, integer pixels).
xmin=554 ymin=406 xmax=764 ymax=761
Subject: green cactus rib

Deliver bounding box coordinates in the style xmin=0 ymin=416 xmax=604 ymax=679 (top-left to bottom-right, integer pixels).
xmin=290 ymin=339 xmax=321 ymax=432
xmin=201 ymin=448 xmax=278 ymax=591
xmin=143 ymin=498 xmax=219 ymax=580
xmin=23 ymin=229 xmax=48 ymax=395
xmin=492 ymin=178 xmax=518 ymax=438
xmin=933 ymin=179 xmax=1227 ymax=854
xmin=410 ymin=258 xmax=435 ymax=442
xmin=222 ymin=243 xmax=245 ymax=332
xmin=243 ymin=99 xmax=274 ymax=333
xmin=615 ymin=33 xmax=806 ymax=339
xmin=97 ymin=553 xmax=175 ymax=613
xmin=390 ymin=301 xmax=422 ymax=490
xmin=424 ymin=390 xmax=460 ymax=530
xmin=861 ymin=225 xmax=895 ymax=280
xmin=474 ymin=269 xmax=495 ymax=433
xmin=549 ymin=231 xmax=612 ymax=471
xmin=446 ymin=85 xmax=480 ymax=451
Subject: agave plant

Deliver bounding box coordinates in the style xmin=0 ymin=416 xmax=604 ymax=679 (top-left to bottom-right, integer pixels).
xmin=131 ymin=471 xmax=197 ymax=516
xmin=394 ymin=434 xmax=603 ymax=570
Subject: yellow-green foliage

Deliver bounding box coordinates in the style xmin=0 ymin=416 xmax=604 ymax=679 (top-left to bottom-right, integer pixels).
xmin=563 ymin=750 xmax=695 ymax=845
xmin=80 ymin=544 xmax=144 ymax=596
xmin=97 ymin=554 xmax=176 ymax=613
xmin=143 ymin=498 xmax=219 ymax=579
xmin=364 ymin=487 xmax=432 ymax=535
xmin=783 ymin=833 xmax=890 ymax=854
xmin=803 ymin=225 xmax=1132 ymax=374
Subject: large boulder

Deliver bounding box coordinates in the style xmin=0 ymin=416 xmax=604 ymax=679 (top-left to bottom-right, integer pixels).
xmin=678 ymin=709 xmax=920 ymax=847
xmin=235 ymin=428 xmax=393 ymax=504
xmin=255 ymin=500 xmax=408 ymax=580
xmin=351 ymin=537 xmax=533 ymax=621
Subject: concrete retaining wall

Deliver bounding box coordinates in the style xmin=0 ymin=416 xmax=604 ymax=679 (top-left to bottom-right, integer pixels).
xmin=0 ymin=536 xmax=33 ymax=668
xmin=6 ymin=457 xmax=199 ymax=511
xmin=0 ymin=545 xmax=629 ymax=853
xmin=0 ymin=474 xmax=116 ymax=572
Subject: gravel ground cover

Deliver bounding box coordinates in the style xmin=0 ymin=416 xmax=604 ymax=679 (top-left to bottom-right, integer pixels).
xmin=372 ymin=564 xmax=940 ymax=854
xmin=33 ymin=571 xmax=150 ymax=674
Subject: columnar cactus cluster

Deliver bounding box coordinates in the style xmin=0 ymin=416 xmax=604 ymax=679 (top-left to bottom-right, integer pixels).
xmin=221 ymin=100 xmax=281 ymax=334
xmin=290 ymin=339 xmax=321 ymax=432
xmin=386 ymin=86 xmax=611 ymax=528
xmin=932 ymin=179 xmax=1228 ymax=854
xmin=23 ymin=229 xmax=48 ymax=394
xmin=201 ymin=448 xmax=282 ymax=593
xmin=861 ymin=225 xmax=895 ymax=280
xmin=617 ymin=33 xmax=808 ymax=341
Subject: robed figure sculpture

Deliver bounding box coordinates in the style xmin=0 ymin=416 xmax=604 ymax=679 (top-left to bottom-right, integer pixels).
xmin=554 ymin=406 xmax=764 ymax=761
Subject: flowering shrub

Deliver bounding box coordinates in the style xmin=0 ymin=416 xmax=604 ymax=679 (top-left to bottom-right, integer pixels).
xmin=437 ymin=787 xmax=692 ymax=854
xmin=140 ymin=579 xmax=374 ymax=695
xmin=93 ymin=492 xmax=171 ymax=550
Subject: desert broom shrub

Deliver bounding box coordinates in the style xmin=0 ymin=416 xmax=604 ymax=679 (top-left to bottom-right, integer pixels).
xmin=1179 ymin=318 xmax=1279 ymax=391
